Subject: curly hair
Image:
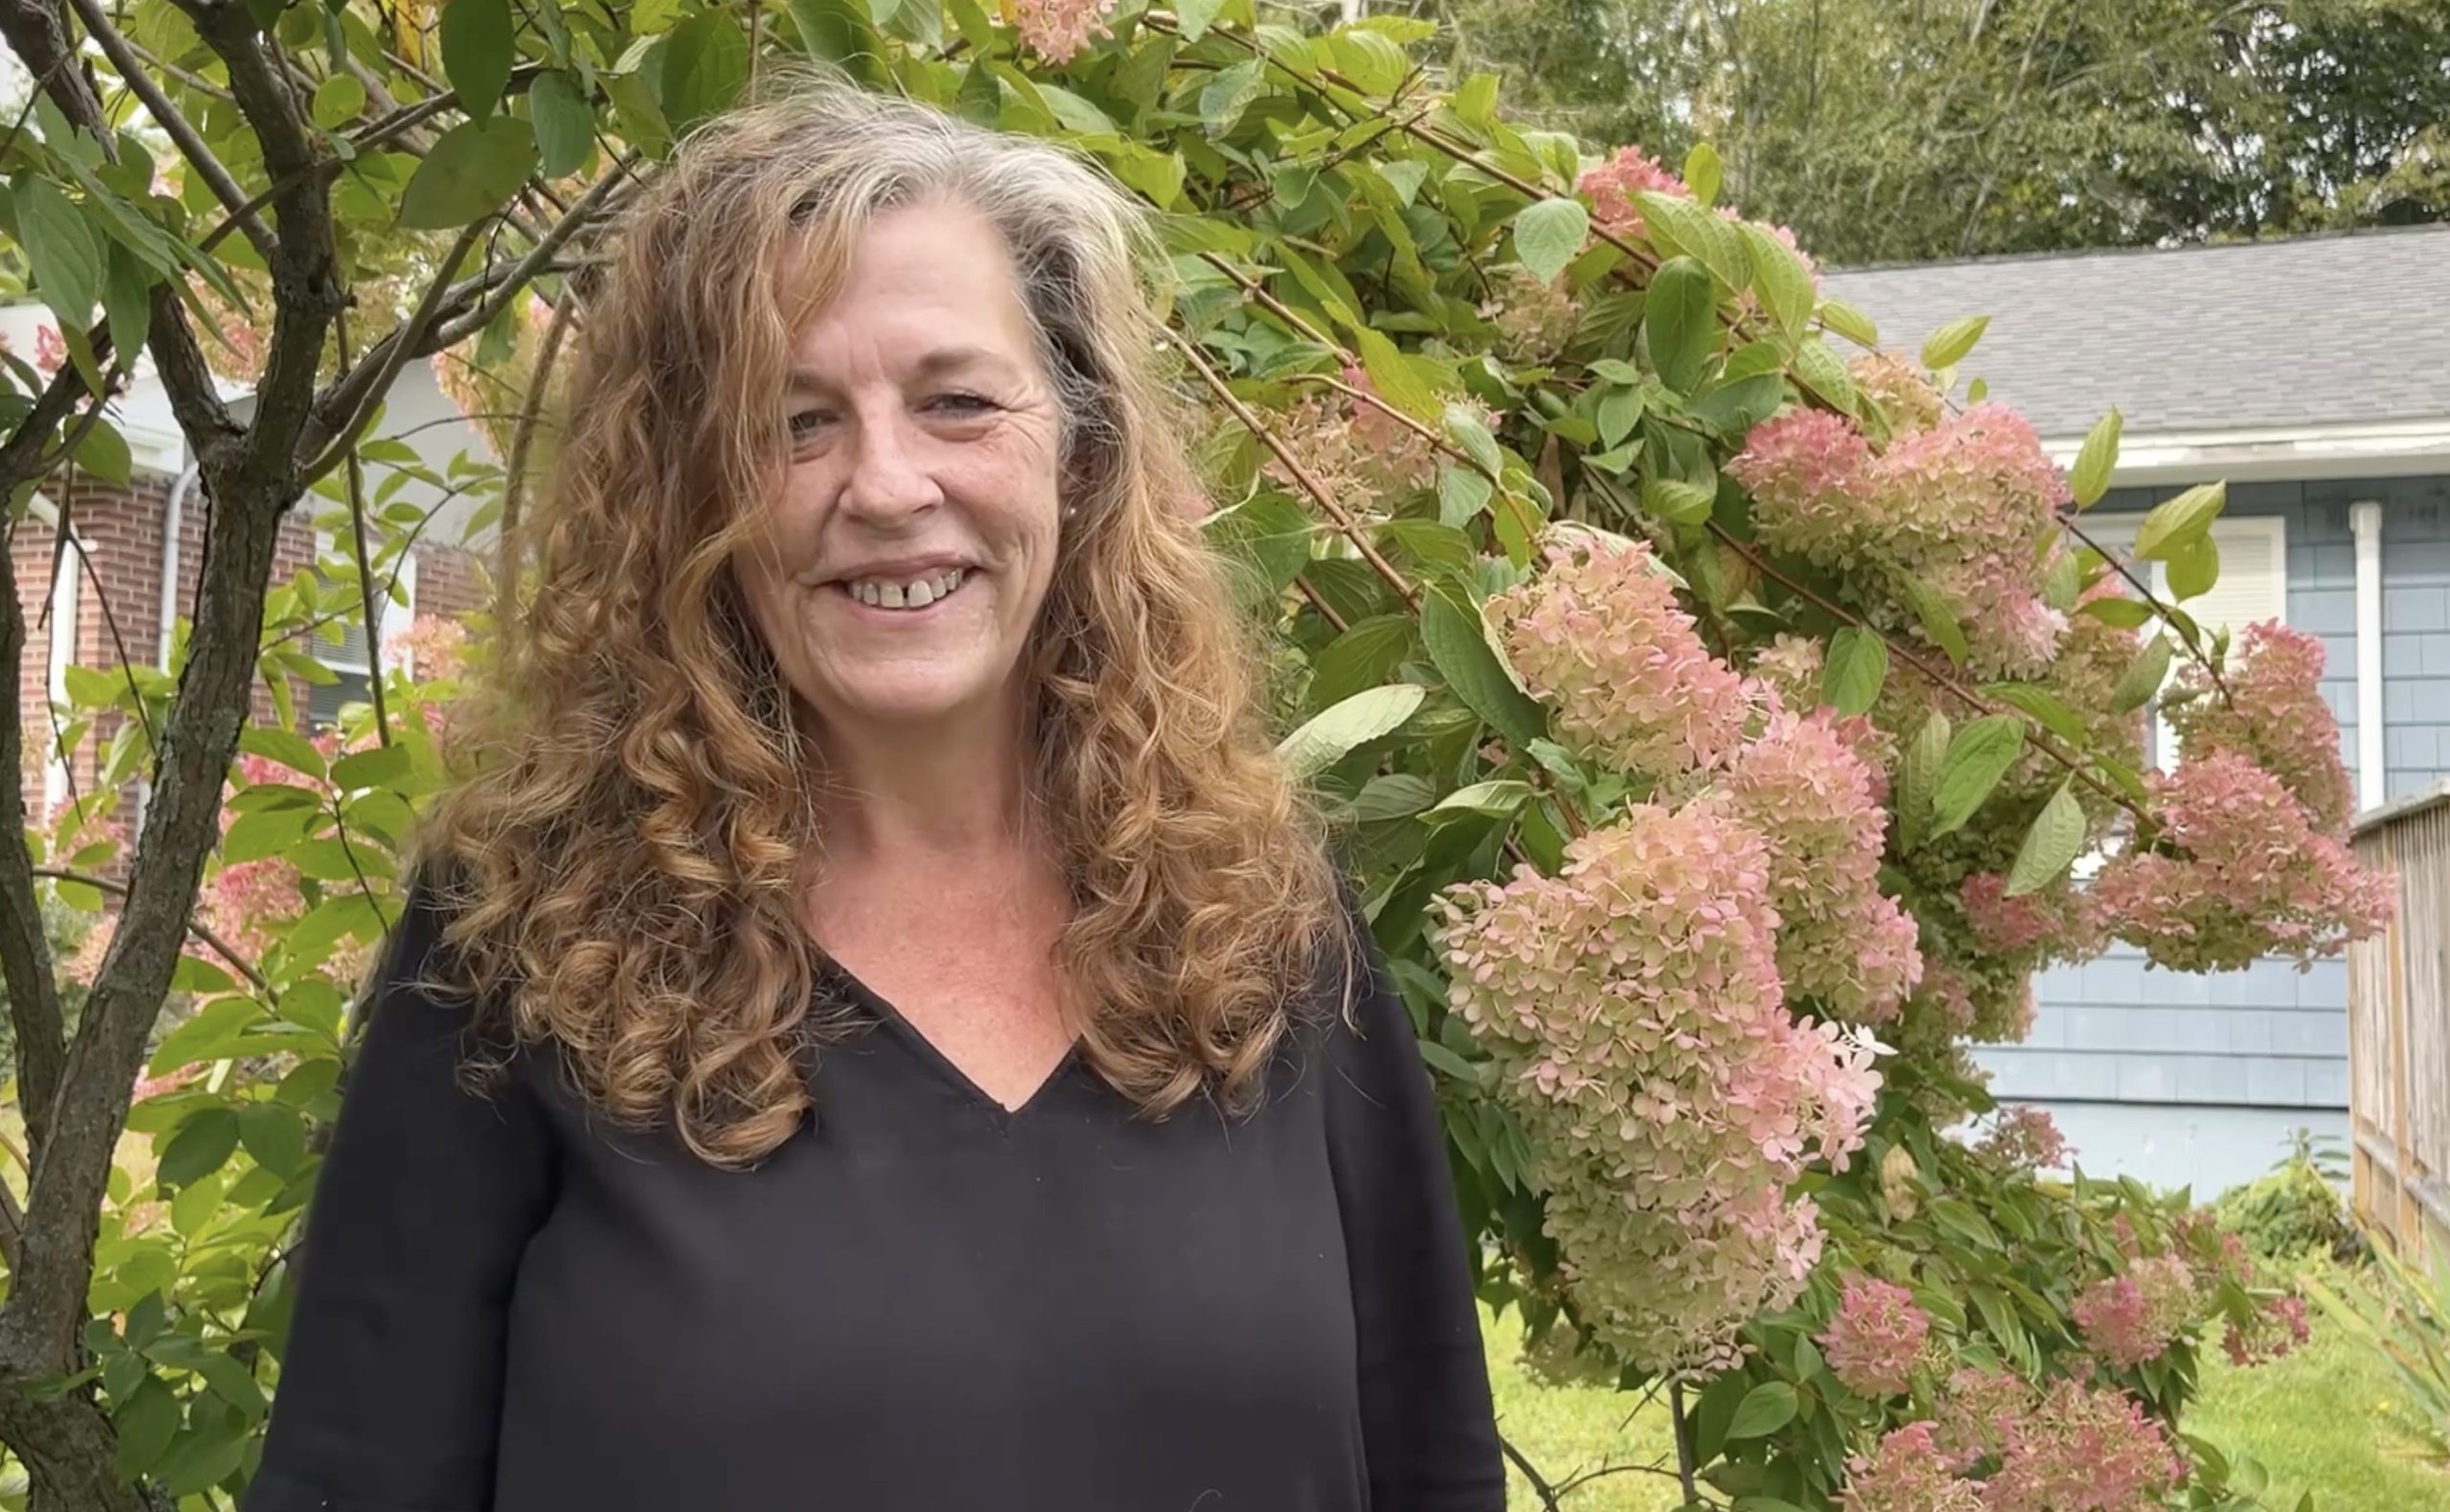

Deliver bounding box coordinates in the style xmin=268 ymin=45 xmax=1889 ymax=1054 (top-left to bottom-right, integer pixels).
xmin=407 ymin=69 xmax=1348 ymax=1167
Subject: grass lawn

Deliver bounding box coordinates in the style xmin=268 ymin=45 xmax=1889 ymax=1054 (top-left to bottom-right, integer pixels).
xmin=1480 ymin=1294 xmax=2450 ymax=1512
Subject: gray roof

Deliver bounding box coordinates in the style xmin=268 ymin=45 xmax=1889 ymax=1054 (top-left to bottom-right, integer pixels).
xmin=1816 ymin=225 xmax=2450 ymax=439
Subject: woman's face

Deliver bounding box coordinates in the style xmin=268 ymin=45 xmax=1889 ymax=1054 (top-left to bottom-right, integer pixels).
xmin=733 ymin=197 xmax=1067 ymax=741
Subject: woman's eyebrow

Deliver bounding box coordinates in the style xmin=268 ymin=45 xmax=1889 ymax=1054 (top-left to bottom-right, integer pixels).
xmin=785 ymin=346 xmax=1024 ymax=393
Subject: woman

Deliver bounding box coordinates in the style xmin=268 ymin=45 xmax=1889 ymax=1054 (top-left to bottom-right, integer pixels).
xmin=247 ymin=74 xmax=1503 ymax=1512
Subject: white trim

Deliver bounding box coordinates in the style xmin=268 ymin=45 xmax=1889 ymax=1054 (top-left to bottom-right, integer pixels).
xmin=41 ymin=534 xmax=80 ymax=817
xmin=2042 ymin=415 xmax=2450 ymax=486
xmin=2350 ymin=500 xmax=2387 ymax=811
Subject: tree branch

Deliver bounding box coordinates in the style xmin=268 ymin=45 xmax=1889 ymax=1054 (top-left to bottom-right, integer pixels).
xmin=65 ymin=0 xmax=278 ymax=262
xmin=300 ymin=216 xmax=490 ymax=485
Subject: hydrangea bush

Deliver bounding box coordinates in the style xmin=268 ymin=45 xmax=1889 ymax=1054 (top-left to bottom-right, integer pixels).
xmin=1 ymin=0 xmax=2391 ymax=1504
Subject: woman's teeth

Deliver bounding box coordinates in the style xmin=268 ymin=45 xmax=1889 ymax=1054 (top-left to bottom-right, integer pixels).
xmin=841 ymin=567 xmax=966 ymax=610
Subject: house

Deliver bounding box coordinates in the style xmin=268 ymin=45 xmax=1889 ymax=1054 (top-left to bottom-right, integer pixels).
xmin=1821 ymin=223 xmax=2450 ymax=1197
xmin=7 ymin=301 xmax=495 ymax=863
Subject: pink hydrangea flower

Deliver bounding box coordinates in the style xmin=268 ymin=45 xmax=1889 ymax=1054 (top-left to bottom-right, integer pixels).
xmin=1489 ymin=534 xmax=1749 ymax=782
xmin=1821 ymin=1275 xmax=1931 ymax=1397
xmin=2223 ymin=1292 xmax=2310 ymax=1366
xmin=1434 ymin=798 xmax=1883 ymax=1370
xmin=1982 ymin=1379 xmax=2188 ymax=1512
xmin=2095 ymin=753 xmax=2394 ymax=971
xmin=1849 ymin=349 xmax=1943 ymax=434
xmin=1004 ymin=0 xmax=1115 ymax=62
xmin=1578 ymin=145 xmax=1688 ymax=238
xmin=1839 ymin=1422 xmax=1985 ymax=1512
xmin=1975 ymin=1105 xmax=2070 ymax=1172
xmin=2072 ymin=1253 xmax=2197 ymax=1367
xmin=2164 ymin=622 xmax=2356 ymax=836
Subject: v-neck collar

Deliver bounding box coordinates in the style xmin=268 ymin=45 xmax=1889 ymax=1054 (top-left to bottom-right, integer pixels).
xmin=817 ymin=957 xmax=1083 ymax=1125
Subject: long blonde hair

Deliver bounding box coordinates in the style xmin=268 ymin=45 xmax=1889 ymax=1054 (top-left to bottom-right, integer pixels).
xmin=409 ymin=72 xmax=1347 ymax=1167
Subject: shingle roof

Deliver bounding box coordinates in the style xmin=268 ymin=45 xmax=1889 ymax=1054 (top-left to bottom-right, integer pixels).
xmin=1815 ymin=225 xmax=2450 ymax=439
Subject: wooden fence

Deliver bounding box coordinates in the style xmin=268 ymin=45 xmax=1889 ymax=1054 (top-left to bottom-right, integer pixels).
xmin=2349 ymin=778 xmax=2450 ymax=1262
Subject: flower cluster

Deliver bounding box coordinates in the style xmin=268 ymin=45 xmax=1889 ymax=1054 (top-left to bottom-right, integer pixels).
xmin=1578 ymin=145 xmax=1687 ymax=238
xmin=1979 ymin=1379 xmax=2190 ymax=1512
xmin=1839 ymin=1422 xmax=1985 ymax=1512
xmin=1959 ymin=874 xmax=2096 ymax=962
xmin=1488 ymin=535 xmax=1749 ymax=782
xmin=1435 ymin=800 xmax=1884 ymax=1369
xmin=1481 ymin=267 xmax=1583 ymax=365
xmin=1730 ymin=405 xmax=2072 ymax=677
xmin=1004 ymin=0 xmax=1115 ymax=63
xmin=2094 ymin=753 xmax=2394 ymax=971
xmin=1260 ymin=366 xmax=1439 ymax=504
xmin=1821 ymin=1275 xmax=1931 ymax=1398
xmin=2072 ymin=1253 xmax=2198 ymax=1367
xmin=1720 ymin=706 xmax=1924 ymax=1021
xmin=2164 ymin=622 xmax=2356 ymax=836
xmin=2222 ymin=1293 xmax=2310 ymax=1367
xmin=1849 ymin=350 xmax=1945 ymax=436
xmin=1973 ymin=1105 xmax=2070 ymax=1173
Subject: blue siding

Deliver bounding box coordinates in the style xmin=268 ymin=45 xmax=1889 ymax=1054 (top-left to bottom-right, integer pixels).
xmin=1982 ymin=476 xmax=2450 ymax=1145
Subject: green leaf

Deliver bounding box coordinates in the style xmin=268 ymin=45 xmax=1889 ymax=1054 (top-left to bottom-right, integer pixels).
xmin=529 ymin=69 xmax=595 ymax=178
xmin=1351 ymin=772 xmax=1436 ymax=822
xmin=1437 ymin=466 xmax=1493 ymax=528
xmin=152 ymin=1423 xmax=246 ymax=1496
xmin=1920 ymin=314 xmax=1990 ymax=371
xmin=1726 ymin=1381 xmax=1799 ymax=1439
xmin=1595 ymin=385 xmax=1645 ymax=450
xmin=1738 ymin=222 xmax=1814 ymax=337
xmin=1198 ymin=59 xmax=1264 ymax=134
xmin=156 ymin=1110 xmax=239 ymax=1190
xmin=1643 ymin=256 xmax=1717 ymax=393
xmin=1822 ymin=627 xmax=1888 ymax=716
xmin=1274 ymin=683 xmax=1425 ymax=778
xmin=1986 ymin=683 xmax=2086 ymax=746
xmin=113 ymin=1376 xmax=180 ymax=1480
xmin=2006 ymin=781 xmax=2086 ymax=897
xmin=332 ymin=742 xmax=415 ymax=791
xmin=2131 ymin=480 xmax=2225 ymax=563
xmin=1682 ymin=142 xmax=1723 ymax=207
xmin=102 ymin=243 xmax=152 ymax=376
xmin=2070 ymin=409 xmax=2121 ymax=509
xmin=1687 ymin=373 xmax=1784 ymax=437
xmin=1421 ymin=589 xmax=1547 ymax=749
xmin=1512 ymin=198 xmax=1589 ymax=284
xmin=1816 ymin=298 xmax=1878 ymax=347
xmin=2167 ymin=533 xmax=2219 ymax=600
xmin=398 ymin=117 xmax=538 ymax=230
xmin=2112 ymin=634 xmax=2173 ymax=713
xmin=1354 ymin=328 xmax=1441 ymax=428
xmin=662 ymin=11 xmax=750 ymax=135
xmin=311 ymin=71 xmax=367 ymax=133
xmin=1174 ymin=0 xmax=1225 ymax=40
xmin=237 ymin=1101 xmax=309 ymax=1178
xmin=2080 ymin=594 xmax=2154 ymax=630
xmin=1930 ymin=715 xmax=2024 ymax=836
xmin=787 ymin=0 xmax=886 ymax=83
xmin=1903 ymin=575 xmax=1969 ymax=667
xmin=74 ymin=411 xmax=132 ymax=486
xmin=18 ymin=176 xmax=104 ymax=327
xmin=1633 ymin=191 xmax=1749 ymax=292
xmin=440 ymin=0 xmax=515 ymax=121
xmin=1443 ymin=405 xmax=1503 ymax=474
xmin=1791 ymin=340 xmax=1857 ymax=413
xmin=1428 ymin=779 xmax=1536 ymax=819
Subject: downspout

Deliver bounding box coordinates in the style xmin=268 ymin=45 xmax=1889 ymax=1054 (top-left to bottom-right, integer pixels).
xmin=129 ymin=460 xmax=202 ymax=836
xmin=2350 ymin=500 xmax=2386 ymax=814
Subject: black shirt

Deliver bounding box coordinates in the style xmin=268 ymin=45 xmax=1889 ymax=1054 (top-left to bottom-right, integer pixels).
xmin=246 ymin=869 xmax=1503 ymax=1511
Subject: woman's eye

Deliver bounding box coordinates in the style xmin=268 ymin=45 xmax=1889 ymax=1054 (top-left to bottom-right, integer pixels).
xmin=786 ymin=411 xmax=829 ymax=438
xmin=931 ymin=392 xmax=995 ymax=415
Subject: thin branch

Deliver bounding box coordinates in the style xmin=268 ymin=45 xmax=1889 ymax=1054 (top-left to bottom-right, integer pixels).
xmin=301 ymin=216 xmax=491 ymax=485
xmin=424 ymin=154 xmax=638 ymax=349
xmin=1159 ymin=325 xmax=1419 ymax=609
xmin=1499 ymin=1432 xmax=1567 ymax=1512
xmin=26 ymin=868 xmax=271 ymax=996
xmin=2058 ymin=511 xmax=2233 ymax=703
xmin=498 ymin=287 xmax=577 ymax=626
xmin=334 ymin=309 xmax=393 ymax=747
xmin=67 ymin=0 xmax=278 ymax=261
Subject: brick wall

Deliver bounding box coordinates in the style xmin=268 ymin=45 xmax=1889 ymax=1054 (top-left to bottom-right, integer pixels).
xmin=14 ymin=478 xmax=493 ymax=881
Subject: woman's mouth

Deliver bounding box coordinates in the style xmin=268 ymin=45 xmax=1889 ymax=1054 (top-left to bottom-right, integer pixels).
xmin=833 ymin=566 xmax=969 ymax=612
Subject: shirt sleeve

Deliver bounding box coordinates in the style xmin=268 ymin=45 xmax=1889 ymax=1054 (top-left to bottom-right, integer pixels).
xmin=247 ymin=863 xmax=558 ymax=1512
xmin=1319 ymin=876 xmax=1507 ymax=1512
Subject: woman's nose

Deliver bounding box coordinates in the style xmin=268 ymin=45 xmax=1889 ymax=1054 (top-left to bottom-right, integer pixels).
xmin=839 ymin=411 xmax=944 ymax=523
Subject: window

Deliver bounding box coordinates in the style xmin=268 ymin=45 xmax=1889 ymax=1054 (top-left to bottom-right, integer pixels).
xmin=2083 ymin=513 xmax=2287 ymax=770
xmin=308 ymin=527 xmax=416 ymax=733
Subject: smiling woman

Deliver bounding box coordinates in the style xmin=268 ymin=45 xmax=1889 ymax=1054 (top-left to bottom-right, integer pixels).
xmin=242 ymin=67 xmax=1503 ymax=1512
